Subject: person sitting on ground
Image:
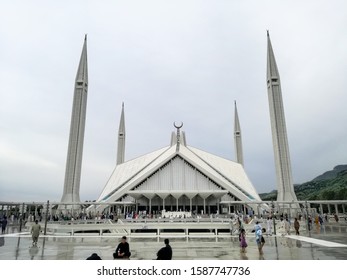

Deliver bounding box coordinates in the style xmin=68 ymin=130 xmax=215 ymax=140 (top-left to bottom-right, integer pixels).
xmin=113 ymin=236 xmax=131 ymax=259
xmin=156 ymin=238 xmax=172 ymax=260
xmin=86 ymin=253 xmax=102 ymax=260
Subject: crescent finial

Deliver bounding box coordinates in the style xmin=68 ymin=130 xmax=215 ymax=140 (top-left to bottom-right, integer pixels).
xmin=173 ymin=121 xmax=183 ymax=129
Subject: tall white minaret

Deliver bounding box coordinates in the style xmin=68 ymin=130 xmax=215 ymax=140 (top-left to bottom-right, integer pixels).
xmin=266 ymin=31 xmax=297 ymax=202
xmin=234 ymin=101 xmax=244 ymax=166
xmin=116 ymin=103 xmax=125 ymax=165
xmin=60 ymin=35 xmax=88 ymax=209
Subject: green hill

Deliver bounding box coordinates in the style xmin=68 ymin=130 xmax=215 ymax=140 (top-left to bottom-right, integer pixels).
xmin=259 ymin=165 xmax=347 ymax=201
xmin=312 ymin=165 xmax=347 ymax=181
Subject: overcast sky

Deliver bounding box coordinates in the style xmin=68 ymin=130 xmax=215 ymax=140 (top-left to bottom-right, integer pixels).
xmin=1 ymin=0 xmax=346 ymax=202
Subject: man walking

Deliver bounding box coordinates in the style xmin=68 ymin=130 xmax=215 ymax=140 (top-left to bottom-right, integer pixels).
xmin=294 ymin=217 xmax=300 ymax=235
xmin=31 ymin=220 xmax=41 ymax=246
xmin=1 ymin=216 xmax=8 ymax=234
xmin=266 ymin=217 xmax=272 ymax=236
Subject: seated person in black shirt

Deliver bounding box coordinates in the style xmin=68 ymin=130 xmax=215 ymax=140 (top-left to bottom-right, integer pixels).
xmin=113 ymin=236 xmax=131 ymax=259
xmin=156 ymin=238 xmax=172 ymax=260
xmin=86 ymin=253 xmax=102 ymax=260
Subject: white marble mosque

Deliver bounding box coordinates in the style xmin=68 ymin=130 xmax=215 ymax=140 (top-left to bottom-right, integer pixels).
xmin=59 ymin=32 xmax=296 ymax=215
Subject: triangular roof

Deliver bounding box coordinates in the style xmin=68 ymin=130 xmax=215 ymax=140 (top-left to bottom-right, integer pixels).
xmin=94 ymin=137 xmax=262 ymax=213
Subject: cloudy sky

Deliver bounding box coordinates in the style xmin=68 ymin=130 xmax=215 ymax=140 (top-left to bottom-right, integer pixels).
xmin=1 ymin=0 xmax=346 ymax=202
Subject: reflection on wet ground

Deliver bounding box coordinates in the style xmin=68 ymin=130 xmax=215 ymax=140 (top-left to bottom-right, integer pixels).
xmin=0 ymin=223 xmax=346 ymax=260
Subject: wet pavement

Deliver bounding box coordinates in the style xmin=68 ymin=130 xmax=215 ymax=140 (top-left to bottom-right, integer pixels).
xmin=0 ymin=222 xmax=346 ymax=260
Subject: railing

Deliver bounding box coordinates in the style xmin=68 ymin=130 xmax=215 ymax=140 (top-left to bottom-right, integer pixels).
xmin=1 ymin=200 xmax=346 ymax=237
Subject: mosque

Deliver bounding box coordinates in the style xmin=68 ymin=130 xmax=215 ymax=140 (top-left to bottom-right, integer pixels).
xmin=95 ymin=115 xmax=262 ymax=216
xmin=60 ymin=32 xmax=297 ymax=216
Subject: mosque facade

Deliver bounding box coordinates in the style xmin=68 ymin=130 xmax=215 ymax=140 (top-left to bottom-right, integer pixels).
xmin=94 ymin=122 xmax=263 ymax=215
xmin=60 ymin=32 xmax=298 ymax=215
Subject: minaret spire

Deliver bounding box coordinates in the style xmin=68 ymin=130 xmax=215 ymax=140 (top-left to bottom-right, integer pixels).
xmin=266 ymin=31 xmax=297 ymax=202
xmin=60 ymin=36 xmax=89 ymax=210
xmin=234 ymin=101 xmax=244 ymax=166
xmin=75 ymin=35 xmax=88 ymax=83
xmin=116 ymin=102 xmax=126 ymax=165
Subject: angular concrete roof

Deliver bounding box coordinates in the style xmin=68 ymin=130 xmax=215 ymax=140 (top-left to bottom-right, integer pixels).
xmin=95 ymin=134 xmax=262 ymax=213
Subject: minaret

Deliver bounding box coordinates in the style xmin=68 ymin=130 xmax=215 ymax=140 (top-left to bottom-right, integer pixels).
xmin=116 ymin=103 xmax=125 ymax=165
xmin=60 ymin=35 xmax=88 ymax=209
xmin=234 ymin=101 xmax=244 ymax=166
xmin=266 ymin=31 xmax=297 ymax=202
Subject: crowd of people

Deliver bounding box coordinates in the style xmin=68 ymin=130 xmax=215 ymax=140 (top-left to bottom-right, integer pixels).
xmin=1 ymin=209 xmax=345 ymax=260
xmin=229 ymin=209 xmax=346 ymax=259
xmin=83 ymin=211 xmax=344 ymax=260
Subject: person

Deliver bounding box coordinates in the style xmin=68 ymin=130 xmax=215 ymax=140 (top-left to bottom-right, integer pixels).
xmin=1 ymin=216 xmax=8 ymax=234
xmin=324 ymin=213 xmax=328 ymax=223
xmin=261 ymin=228 xmax=266 ymax=248
xmin=254 ymin=221 xmax=262 ymax=234
xmin=86 ymin=253 xmax=102 ymax=260
xmin=31 ymin=220 xmax=41 ymax=246
xmin=239 ymin=228 xmax=247 ymax=253
xmin=284 ymin=218 xmax=290 ymax=235
xmin=294 ymin=217 xmax=300 ymax=235
xmin=255 ymin=227 xmax=264 ymax=254
xmin=266 ymin=217 xmax=272 ymax=236
xmin=156 ymin=238 xmax=172 ymax=260
xmin=237 ymin=217 xmax=243 ymax=233
xmin=113 ymin=236 xmax=131 ymax=259
xmin=308 ymin=215 xmax=312 ymax=231
xmin=253 ymin=221 xmax=264 ymax=254
xmin=334 ymin=213 xmax=339 ymax=223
